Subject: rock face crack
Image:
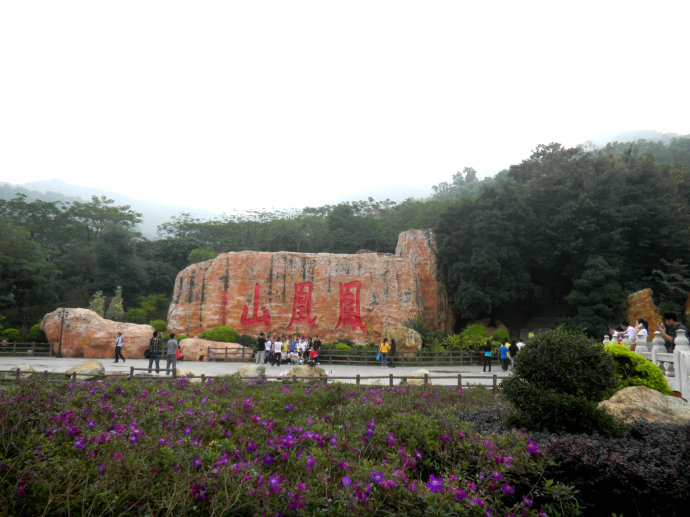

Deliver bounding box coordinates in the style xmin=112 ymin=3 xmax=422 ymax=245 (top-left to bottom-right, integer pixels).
xmin=167 ymin=230 xmax=454 ymax=343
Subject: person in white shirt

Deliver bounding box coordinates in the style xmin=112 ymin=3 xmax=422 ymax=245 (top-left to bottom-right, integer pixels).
xmin=621 ymin=320 xmax=637 ymax=344
xmin=516 ymin=340 xmax=526 ymax=350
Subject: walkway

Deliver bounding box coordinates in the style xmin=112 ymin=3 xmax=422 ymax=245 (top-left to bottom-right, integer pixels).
xmin=0 ymin=356 xmax=512 ymax=386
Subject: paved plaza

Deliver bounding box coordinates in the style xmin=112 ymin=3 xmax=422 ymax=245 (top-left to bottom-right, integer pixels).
xmin=0 ymin=356 xmax=510 ymax=386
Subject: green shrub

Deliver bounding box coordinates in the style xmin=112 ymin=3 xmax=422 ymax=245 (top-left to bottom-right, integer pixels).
xmin=502 ymin=328 xmax=624 ymax=436
xmin=237 ymin=334 xmax=256 ymax=348
xmin=459 ymin=323 xmax=488 ymax=350
xmin=149 ymin=319 xmax=168 ymax=332
xmin=604 ymin=344 xmax=672 ymax=395
xmin=198 ymin=325 xmax=239 ymax=343
xmin=492 ymin=328 xmax=510 ymax=343
xmin=105 ymin=286 xmax=125 ymax=321
xmin=125 ymin=308 xmax=148 ymax=324
xmin=334 ymin=343 xmax=352 ymax=351
xmin=28 ymin=324 xmax=46 ymax=342
xmin=1 ymin=328 xmax=21 ymax=341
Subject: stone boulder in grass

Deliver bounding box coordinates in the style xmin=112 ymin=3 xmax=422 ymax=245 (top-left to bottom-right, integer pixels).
xmin=598 ymin=386 xmax=690 ymax=424
xmin=5 ymin=364 xmax=35 ymax=379
xmin=233 ymin=364 xmax=266 ymax=379
xmin=283 ymin=365 xmax=328 ymax=382
xmin=401 ymin=368 xmax=431 ymax=386
xmin=65 ymin=360 xmax=105 ymax=380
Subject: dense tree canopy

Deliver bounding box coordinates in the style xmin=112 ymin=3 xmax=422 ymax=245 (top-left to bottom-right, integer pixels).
xmin=1 ymin=138 xmax=689 ymax=338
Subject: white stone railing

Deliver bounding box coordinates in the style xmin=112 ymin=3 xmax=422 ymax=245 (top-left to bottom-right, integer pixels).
xmin=624 ymin=329 xmax=690 ymax=399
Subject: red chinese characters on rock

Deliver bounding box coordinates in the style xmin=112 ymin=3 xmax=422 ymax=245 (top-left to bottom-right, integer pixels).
xmin=287 ymin=282 xmax=317 ymax=328
xmin=239 ymin=280 xmax=367 ymax=332
xmin=240 ymin=283 xmax=271 ymax=327
xmin=335 ymin=281 xmax=367 ymax=332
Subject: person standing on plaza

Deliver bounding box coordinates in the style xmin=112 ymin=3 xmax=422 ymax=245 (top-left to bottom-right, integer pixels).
xmin=388 ymin=338 xmax=397 ymax=368
xmin=636 ymin=319 xmax=649 ymax=346
xmin=499 ymin=342 xmax=510 ymax=371
xmin=166 ymin=333 xmax=179 ymax=375
xmin=508 ymin=340 xmax=519 ymax=368
xmin=256 ymin=332 xmax=267 ymax=364
xmin=147 ymin=330 xmax=162 ymax=374
xmin=482 ymin=339 xmax=492 ymax=372
xmin=379 ymin=338 xmax=391 ymax=367
xmin=114 ymin=331 xmax=126 ymax=363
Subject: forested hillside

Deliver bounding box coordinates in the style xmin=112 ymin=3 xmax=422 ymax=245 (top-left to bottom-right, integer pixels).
xmin=2 ymin=138 xmax=689 ymax=338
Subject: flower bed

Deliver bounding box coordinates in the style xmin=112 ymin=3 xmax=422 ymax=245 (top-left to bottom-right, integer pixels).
xmin=0 ymin=377 xmax=578 ymax=516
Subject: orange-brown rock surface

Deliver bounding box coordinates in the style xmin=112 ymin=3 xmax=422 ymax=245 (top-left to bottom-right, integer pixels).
xmin=625 ymin=288 xmax=663 ymax=332
xmin=168 ymin=230 xmax=453 ymax=344
xmin=179 ymin=338 xmax=252 ymax=362
xmin=42 ymin=309 xmax=154 ymax=358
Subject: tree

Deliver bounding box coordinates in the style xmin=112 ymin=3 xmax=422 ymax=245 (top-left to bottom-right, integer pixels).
xmin=564 ymin=256 xmax=625 ymax=337
xmin=106 ymin=286 xmax=125 ymax=321
xmin=89 ymin=291 xmax=106 ymax=317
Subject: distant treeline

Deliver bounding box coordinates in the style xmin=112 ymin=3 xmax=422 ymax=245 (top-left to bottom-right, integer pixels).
xmin=1 ymin=138 xmax=689 ymax=337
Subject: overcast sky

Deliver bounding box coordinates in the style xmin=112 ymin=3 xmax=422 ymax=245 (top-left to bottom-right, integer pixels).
xmin=2 ymin=1 xmax=689 ymax=213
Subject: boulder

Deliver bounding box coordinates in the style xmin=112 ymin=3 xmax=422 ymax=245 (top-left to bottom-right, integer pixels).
xmin=167 ymin=230 xmax=454 ymax=344
xmin=401 ymin=368 xmax=431 ymax=386
xmin=284 ymin=365 xmax=328 ymax=382
xmin=233 ymin=364 xmax=266 ymax=379
xmin=65 ymin=360 xmax=105 ymax=380
xmin=181 ymin=338 xmax=252 ymax=362
xmin=41 ymin=309 xmax=154 ymax=359
xmin=382 ymin=325 xmax=422 ymax=359
xmin=175 ymin=367 xmax=202 ymax=383
xmin=5 ymin=364 xmax=35 ymax=379
xmin=598 ymin=386 xmax=690 ymax=424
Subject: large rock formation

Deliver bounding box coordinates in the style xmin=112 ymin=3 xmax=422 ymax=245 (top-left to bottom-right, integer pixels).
xmin=42 ymin=309 xmax=154 ymax=358
xmin=168 ymin=230 xmax=453 ymax=344
xmin=626 ymin=288 xmax=663 ymax=333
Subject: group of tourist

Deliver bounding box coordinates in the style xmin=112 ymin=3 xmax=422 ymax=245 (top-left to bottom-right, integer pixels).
xmin=143 ymin=331 xmax=180 ymax=375
xmin=483 ymin=339 xmax=525 ymax=373
xmin=255 ymin=333 xmax=322 ymax=366
xmin=610 ymin=311 xmax=687 ymax=353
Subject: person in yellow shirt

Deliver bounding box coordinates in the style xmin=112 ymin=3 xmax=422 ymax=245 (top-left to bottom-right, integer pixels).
xmin=379 ymin=338 xmax=391 ymax=367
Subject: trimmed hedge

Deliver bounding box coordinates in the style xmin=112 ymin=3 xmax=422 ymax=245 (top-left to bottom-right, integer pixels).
xmin=604 ymin=344 xmax=672 ymax=395
xmin=198 ymin=325 xmax=239 ymax=343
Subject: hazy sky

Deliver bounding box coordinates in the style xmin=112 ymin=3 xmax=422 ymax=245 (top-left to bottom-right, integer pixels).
xmin=2 ymin=1 xmax=689 ymax=212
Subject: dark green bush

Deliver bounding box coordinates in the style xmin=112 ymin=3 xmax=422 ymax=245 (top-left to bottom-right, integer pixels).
xmin=492 ymin=328 xmax=510 ymax=343
xmin=1 ymin=328 xmax=21 ymax=341
xmin=502 ymin=328 xmax=624 ymax=436
xmin=149 ymin=319 xmax=168 ymax=332
xmin=604 ymin=344 xmax=671 ymax=395
xmin=125 ymin=308 xmax=148 ymax=324
xmin=198 ymin=325 xmax=239 ymax=343
xmin=28 ymin=324 xmax=47 ymax=342
xmin=237 ymin=334 xmax=256 ymax=348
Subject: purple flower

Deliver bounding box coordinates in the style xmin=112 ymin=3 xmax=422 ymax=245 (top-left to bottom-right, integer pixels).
xmin=369 ymin=471 xmax=385 ymax=485
xmin=282 ymin=386 xmax=290 ymax=393
xmin=193 ymin=455 xmax=202 ymax=468
xmin=426 ymin=474 xmax=444 ymax=493
xmin=284 ymin=403 xmax=294 ymax=411
xmin=342 ymin=476 xmax=352 ymax=487
xmin=246 ymin=441 xmax=257 ymax=452
xmin=501 ymin=482 xmax=515 ymax=494
xmin=386 ymin=432 xmax=396 ymax=447
xmin=183 ymin=426 xmax=192 ymax=435
xmin=269 ymin=474 xmax=282 ymax=493
xmin=454 ymin=487 xmax=467 ymax=501
xmin=305 ymin=455 xmax=316 ymax=472
xmin=489 ymin=471 xmax=503 ymax=482
xmin=96 ymin=462 xmax=106 ymax=474
xmin=74 ymin=437 xmax=86 ymax=450
xmin=262 ymin=454 xmax=274 ymax=466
